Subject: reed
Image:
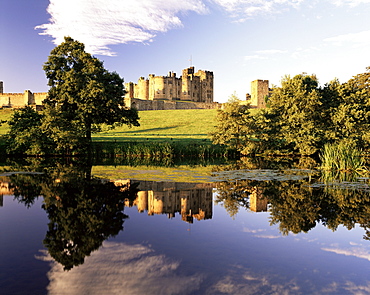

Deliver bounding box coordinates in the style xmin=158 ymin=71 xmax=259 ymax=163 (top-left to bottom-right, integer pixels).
xmin=91 ymin=141 xmax=230 ymax=160
xmin=320 ymin=142 xmax=366 ymax=172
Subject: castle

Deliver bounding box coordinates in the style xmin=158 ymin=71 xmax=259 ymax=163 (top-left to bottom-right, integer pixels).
xmin=0 ymin=81 xmax=47 ymax=109
xmin=124 ymin=67 xmax=221 ymax=111
xmin=0 ymin=74 xmax=269 ymax=111
xmin=247 ymin=79 xmax=269 ymax=108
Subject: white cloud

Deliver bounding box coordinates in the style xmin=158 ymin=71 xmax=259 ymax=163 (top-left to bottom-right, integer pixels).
xmin=36 ymin=0 xmax=370 ymax=57
xmin=328 ymin=0 xmax=370 ymax=7
xmin=322 ymin=246 xmax=370 ymax=261
xmin=244 ymin=48 xmax=287 ymax=61
xmin=36 ymin=0 xmax=208 ymax=56
xmin=211 ymin=0 xmax=304 ymax=19
xmin=242 ymin=227 xmax=266 ymax=233
xmin=36 ymin=242 xmax=203 ymax=295
xmin=324 ymin=30 xmax=370 ymax=46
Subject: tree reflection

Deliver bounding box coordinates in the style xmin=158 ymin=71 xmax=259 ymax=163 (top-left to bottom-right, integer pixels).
xmin=9 ymin=160 xmax=138 ymax=270
xmin=214 ymin=162 xmax=370 ymax=240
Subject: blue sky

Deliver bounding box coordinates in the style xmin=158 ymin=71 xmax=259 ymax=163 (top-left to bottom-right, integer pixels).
xmin=1 ymin=0 xmax=370 ymax=102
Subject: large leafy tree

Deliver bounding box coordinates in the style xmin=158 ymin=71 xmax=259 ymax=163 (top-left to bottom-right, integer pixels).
xmin=210 ymin=94 xmax=256 ymax=152
xmin=5 ymin=106 xmax=53 ymax=155
xmin=329 ymin=68 xmax=370 ymax=149
xmin=43 ymin=36 xmax=139 ymax=151
xmin=268 ymin=74 xmax=325 ymax=155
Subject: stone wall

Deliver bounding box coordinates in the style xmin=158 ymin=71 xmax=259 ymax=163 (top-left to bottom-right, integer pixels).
xmin=0 ymin=82 xmax=47 ymax=108
xmin=124 ymin=97 xmax=221 ymax=111
xmin=250 ymin=79 xmax=269 ymax=108
xmin=0 ymin=91 xmax=47 ymax=108
xmin=125 ymin=67 xmax=214 ymax=103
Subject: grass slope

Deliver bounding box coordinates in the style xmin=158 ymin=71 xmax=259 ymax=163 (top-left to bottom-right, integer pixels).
xmin=93 ymin=109 xmax=218 ymax=143
xmin=0 ymin=109 xmax=13 ymax=135
xmin=0 ymin=108 xmax=218 ymax=142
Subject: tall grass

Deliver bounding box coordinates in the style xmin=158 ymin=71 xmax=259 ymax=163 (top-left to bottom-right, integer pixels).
xmin=91 ymin=141 xmax=230 ymax=160
xmin=320 ymin=142 xmax=366 ymax=172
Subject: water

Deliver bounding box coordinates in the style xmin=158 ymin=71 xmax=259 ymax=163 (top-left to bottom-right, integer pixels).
xmin=1 ymin=162 xmax=370 ymax=295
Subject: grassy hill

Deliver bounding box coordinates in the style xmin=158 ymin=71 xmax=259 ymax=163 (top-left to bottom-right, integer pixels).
xmin=94 ymin=109 xmax=218 ymax=143
xmin=0 ymin=108 xmax=218 ymax=143
xmin=0 ymin=108 xmax=13 ymax=135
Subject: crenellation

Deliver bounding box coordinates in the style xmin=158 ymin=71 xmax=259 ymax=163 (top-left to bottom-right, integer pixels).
xmin=125 ymin=66 xmax=214 ymax=104
xmin=0 ymin=83 xmax=47 ymax=108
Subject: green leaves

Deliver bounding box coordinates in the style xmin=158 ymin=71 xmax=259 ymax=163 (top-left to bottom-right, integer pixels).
xmin=211 ymin=68 xmax=370 ymax=156
xmin=43 ymin=37 xmax=139 ymax=151
xmin=210 ymin=96 xmax=255 ymax=152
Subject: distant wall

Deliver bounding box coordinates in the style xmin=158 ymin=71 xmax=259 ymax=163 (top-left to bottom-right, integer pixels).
xmin=0 ymin=89 xmax=47 ymax=108
xmin=125 ymin=97 xmax=221 ymax=111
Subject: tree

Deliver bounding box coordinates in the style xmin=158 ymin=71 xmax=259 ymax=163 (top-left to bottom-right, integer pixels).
xmin=329 ymin=68 xmax=370 ymax=149
xmin=11 ymin=161 xmax=139 ymax=270
xmin=5 ymin=106 xmax=53 ymax=155
xmin=43 ymin=36 xmax=139 ymax=152
xmin=268 ymin=74 xmax=325 ymax=155
xmin=210 ymin=94 xmax=256 ymax=152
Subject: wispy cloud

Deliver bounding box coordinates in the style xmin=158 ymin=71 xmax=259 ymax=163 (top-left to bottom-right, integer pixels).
xmin=212 ymin=0 xmax=304 ymax=20
xmin=322 ymin=246 xmax=370 ymax=261
xmin=328 ymin=0 xmax=370 ymax=7
xmin=36 ymin=0 xmax=208 ymax=56
xmin=36 ymin=0 xmax=370 ymax=57
xmin=324 ymin=30 xmax=370 ymax=46
xmin=244 ymin=49 xmax=287 ymax=61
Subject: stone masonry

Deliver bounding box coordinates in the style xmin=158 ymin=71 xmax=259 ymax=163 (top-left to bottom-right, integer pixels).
xmin=0 ymin=81 xmax=47 ymax=109
xmin=249 ymin=79 xmax=269 ymax=108
xmin=125 ymin=67 xmax=214 ymax=103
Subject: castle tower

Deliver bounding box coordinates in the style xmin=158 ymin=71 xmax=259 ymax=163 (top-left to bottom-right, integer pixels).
xmin=251 ymin=80 xmax=269 ymax=108
xmin=181 ymin=67 xmax=195 ymax=101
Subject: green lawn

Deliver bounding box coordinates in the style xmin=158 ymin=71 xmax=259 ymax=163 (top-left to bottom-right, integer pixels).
xmin=0 ymin=108 xmax=218 ymax=142
xmin=93 ymin=109 xmax=218 ymax=143
xmin=0 ymin=108 xmax=13 ymax=135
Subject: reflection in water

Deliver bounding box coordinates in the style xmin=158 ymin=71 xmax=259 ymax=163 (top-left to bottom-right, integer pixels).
xmin=121 ymin=180 xmax=214 ymax=223
xmin=1 ymin=164 xmax=138 ymax=270
xmin=2 ymin=159 xmax=370 ymax=294
xmin=214 ymin=168 xmax=370 ymax=241
xmin=36 ymin=241 xmax=203 ymax=295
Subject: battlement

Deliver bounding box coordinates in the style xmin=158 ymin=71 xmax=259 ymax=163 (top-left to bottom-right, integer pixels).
xmin=0 ymin=82 xmax=47 ymax=108
xmin=125 ymin=67 xmax=214 ymax=104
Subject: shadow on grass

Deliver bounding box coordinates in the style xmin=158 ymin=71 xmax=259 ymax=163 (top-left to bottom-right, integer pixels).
xmin=112 ymin=126 xmax=179 ymax=134
xmin=92 ymin=137 xmax=212 ymax=143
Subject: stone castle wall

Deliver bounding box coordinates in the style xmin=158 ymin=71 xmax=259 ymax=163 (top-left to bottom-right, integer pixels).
xmin=124 ymin=97 xmax=221 ymax=111
xmin=0 ymin=83 xmax=47 ymax=108
xmin=125 ymin=67 xmax=214 ymax=104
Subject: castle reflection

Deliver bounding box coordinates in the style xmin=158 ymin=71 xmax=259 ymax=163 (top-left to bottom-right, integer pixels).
xmin=120 ymin=180 xmax=214 ymax=223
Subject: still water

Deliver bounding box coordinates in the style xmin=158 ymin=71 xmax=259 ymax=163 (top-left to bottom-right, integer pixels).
xmin=1 ymin=161 xmax=370 ymax=295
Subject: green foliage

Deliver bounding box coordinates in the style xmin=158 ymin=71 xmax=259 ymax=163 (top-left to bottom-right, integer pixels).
xmin=5 ymin=106 xmax=53 ymax=155
xmin=329 ymin=69 xmax=370 ymax=148
xmin=211 ymin=68 xmax=370 ymax=156
xmin=320 ymin=142 xmax=366 ymax=172
xmin=10 ymin=163 xmax=138 ymax=270
xmin=210 ymin=95 xmax=255 ymax=152
xmin=267 ymin=74 xmax=325 ymax=155
xmin=42 ymin=36 xmax=139 ymax=152
xmin=91 ymin=141 xmax=229 ymax=161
